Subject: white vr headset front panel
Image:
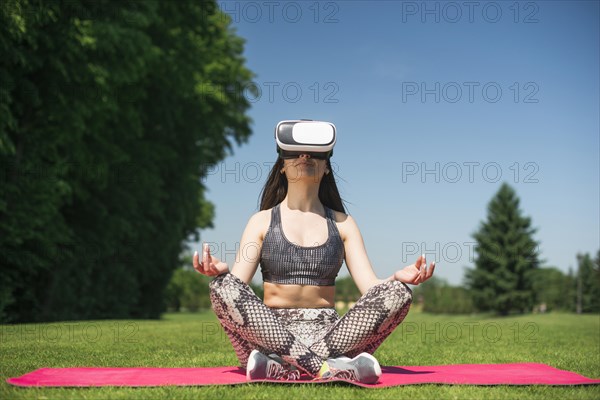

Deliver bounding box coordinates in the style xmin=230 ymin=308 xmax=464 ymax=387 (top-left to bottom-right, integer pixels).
xmin=275 ymin=120 xmax=336 ymax=152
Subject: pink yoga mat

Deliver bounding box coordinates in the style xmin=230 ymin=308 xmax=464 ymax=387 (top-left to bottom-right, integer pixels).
xmin=7 ymin=363 xmax=600 ymax=388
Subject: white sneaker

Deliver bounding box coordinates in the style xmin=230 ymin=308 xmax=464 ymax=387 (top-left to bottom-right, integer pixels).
xmin=319 ymin=353 xmax=381 ymax=384
xmin=246 ymin=349 xmax=301 ymax=381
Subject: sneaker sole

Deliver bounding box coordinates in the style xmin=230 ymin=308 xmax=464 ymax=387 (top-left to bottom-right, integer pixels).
xmin=353 ymin=353 xmax=382 ymax=384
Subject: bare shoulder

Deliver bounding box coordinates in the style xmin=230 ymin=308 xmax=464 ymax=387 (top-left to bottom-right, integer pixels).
xmin=249 ymin=209 xmax=271 ymax=223
xmin=246 ymin=209 xmax=272 ymax=239
xmin=331 ymin=210 xmax=360 ymax=241
xmin=330 ymin=209 xmax=350 ymax=224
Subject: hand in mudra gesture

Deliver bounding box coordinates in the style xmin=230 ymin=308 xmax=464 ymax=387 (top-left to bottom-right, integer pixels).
xmin=394 ymin=254 xmax=435 ymax=285
xmin=193 ymin=243 xmax=229 ymax=277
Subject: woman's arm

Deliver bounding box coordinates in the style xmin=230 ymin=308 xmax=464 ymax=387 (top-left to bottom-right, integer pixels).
xmin=229 ymin=210 xmax=269 ymax=284
xmin=339 ymin=213 xmax=435 ymax=294
xmin=339 ymin=214 xmax=384 ymax=294
xmin=193 ymin=210 xmax=270 ymax=284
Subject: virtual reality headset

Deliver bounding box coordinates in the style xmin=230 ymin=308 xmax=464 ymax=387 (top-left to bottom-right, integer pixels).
xmin=275 ymin=120 xmax=336 ymax=160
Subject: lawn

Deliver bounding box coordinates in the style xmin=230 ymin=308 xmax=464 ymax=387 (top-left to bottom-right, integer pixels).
xmin=1 ymin=310 xmax=599 ymax=399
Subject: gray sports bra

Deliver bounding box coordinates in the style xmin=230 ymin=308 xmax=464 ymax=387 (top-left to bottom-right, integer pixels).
xmin=259 ymin=204 xmax=345 ymax=286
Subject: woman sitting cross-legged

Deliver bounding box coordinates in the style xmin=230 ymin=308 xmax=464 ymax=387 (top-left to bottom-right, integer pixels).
xmin=193 ymin=120 xmax=436 ymax=383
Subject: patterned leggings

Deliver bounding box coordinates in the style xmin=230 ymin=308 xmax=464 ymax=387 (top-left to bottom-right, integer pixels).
xmin=209 ymin=273 xmax=412 ymax=376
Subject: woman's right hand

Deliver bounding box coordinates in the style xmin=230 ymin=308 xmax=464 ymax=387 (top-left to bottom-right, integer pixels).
xmin=193 ymin=243 xmax=229 ymax=277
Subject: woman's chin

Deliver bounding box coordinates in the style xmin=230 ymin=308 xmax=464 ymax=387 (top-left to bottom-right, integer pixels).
xmin=287 ymin=172 xmax=323 ymax=183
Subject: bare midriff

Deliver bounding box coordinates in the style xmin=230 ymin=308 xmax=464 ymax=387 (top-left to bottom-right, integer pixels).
xmin=263 ymin=282 xmax=335 ymax=308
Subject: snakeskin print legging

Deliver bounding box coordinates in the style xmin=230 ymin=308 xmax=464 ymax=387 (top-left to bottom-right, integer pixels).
xmin=209 ymin=273 xmax=413 ymax=376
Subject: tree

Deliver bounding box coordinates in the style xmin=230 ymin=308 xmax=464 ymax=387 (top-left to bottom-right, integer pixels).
xmin=165 ymin=252 xmax=264 ymax=312
xmin=0 ymin=0 xmax=254 ymax=322
xmin=165 ymin=267 xmax=212 ymax=312
xmin=531 ymin=267 xmax=574 ymax=312
xmin=413 ymin=276 xmax=475 ymax=314
xmin=334 ymin=276 xmax=361 ymax=304
xmin=575 ymin=251 xmax=600 ymax=313
xmin=465 ymin=183 xmax=540 ymax=315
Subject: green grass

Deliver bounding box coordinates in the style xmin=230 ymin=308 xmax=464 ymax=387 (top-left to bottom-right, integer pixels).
xmin=1 ymin=310 xmax=599 ymax=399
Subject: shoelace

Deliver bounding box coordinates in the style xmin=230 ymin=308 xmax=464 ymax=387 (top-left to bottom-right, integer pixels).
xmin=267 ymin=362 xmax=301 ymax=380
xmin=326 ymin=367 xmax=358 ymax=382
xmin=283 ymin=369 xmax=301 ymax=380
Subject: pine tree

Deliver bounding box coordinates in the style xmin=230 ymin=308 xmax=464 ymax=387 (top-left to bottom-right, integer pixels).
xmin=466 ymin=183 xmax=540 ymax=315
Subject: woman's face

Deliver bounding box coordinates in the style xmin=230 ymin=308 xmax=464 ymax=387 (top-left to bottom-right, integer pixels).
xmin=282 ymin=154 xmax=329 ymax=183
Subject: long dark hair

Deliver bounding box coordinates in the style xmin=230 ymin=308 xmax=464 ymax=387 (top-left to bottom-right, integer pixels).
xmin=259 ymin=157 xmax=346 ymax=213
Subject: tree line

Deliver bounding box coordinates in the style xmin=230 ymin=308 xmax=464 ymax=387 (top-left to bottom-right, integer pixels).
xmin=166 ymin=255 xmax=599 ymax=315
xmin=0 ymin=0 xmax=254 ymax=322
xmin=412 ymin=255 xmax=599 ymax=314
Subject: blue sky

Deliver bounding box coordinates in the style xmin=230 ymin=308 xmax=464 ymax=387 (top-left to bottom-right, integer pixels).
xmin=192 ymin=1 xmax=599 ymax=286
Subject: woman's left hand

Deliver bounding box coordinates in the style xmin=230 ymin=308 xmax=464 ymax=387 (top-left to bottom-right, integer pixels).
xmin=394 ymin=254 xmax=435 ymax=285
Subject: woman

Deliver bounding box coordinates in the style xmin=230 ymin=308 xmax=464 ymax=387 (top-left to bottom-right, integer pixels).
xmin=193 ymin=120 xmax=435 ymax=383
